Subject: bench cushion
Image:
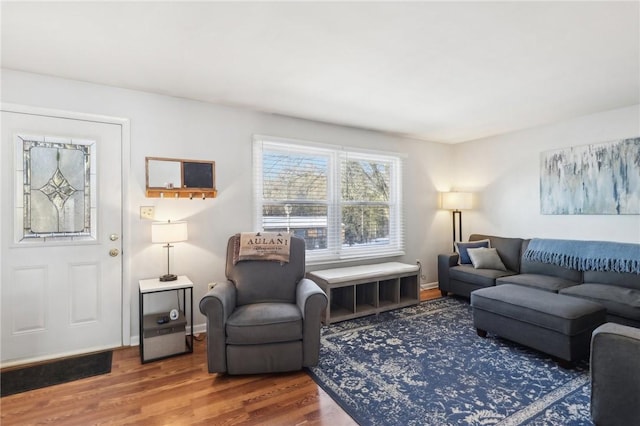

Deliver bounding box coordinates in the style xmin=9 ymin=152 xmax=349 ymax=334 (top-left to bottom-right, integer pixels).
xmin=307 ymin=262 xmax=419 ymax=284
xmin=471 ymin=284 xmax=605 ymax=336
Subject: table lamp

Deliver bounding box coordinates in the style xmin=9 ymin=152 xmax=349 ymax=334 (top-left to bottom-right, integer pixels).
xmin=151 ymin=220 xmax=188 ymax=282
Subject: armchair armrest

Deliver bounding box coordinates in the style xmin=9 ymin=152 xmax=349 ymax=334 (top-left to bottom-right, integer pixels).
xmin=296 ymin=278 xmax=328 ymax=367
xmin=438 ymin=253 xmax=459 ymax=295
xmin=590 ymin=322 xmax=640 ymax=425
xmin=296 ymin=278 xmax=328 ymax=318
xmin=199 ymin=281 xmax=237 ymax=373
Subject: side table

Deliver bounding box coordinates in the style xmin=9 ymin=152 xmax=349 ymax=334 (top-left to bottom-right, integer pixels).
xmin=139 ymin=275 xmax=194 ymax=363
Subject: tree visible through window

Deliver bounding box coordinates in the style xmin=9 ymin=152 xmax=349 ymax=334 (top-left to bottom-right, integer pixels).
xmin=254 ymin=137 xmax=404 ymax=263
xmin=342 ymin=158 xmax=391 ymax=247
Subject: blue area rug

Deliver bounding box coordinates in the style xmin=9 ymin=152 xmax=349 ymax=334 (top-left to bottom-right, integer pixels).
xmin=308 ymin=297 xmax=592 ymax=425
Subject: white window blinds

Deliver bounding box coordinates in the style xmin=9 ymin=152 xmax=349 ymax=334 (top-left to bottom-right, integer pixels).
xmin=253 ymin=136 xmax=404 ymax=264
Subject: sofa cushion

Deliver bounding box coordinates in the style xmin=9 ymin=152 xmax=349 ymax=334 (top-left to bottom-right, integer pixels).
xmin=560 ymin=284 xmax=640 ymax=322
xmin=520 ymin=240 xmax=583 ymax=282
xmin=450 ymin=264 xmax=516 ymax=288
xmin=583 ymin=271 xmax=640 ymax=291
xmin=455 ymin=239 xmax=490 ymax=264
xmin=226 ymin=302 xmax=302 ymax=345
xmin=470 ymin=234 xmax=524 ymax=272
xmin=468 ymin=247 xmax=507 ymax=271
xmin=496 ymin=273 xmax=580 ymax=293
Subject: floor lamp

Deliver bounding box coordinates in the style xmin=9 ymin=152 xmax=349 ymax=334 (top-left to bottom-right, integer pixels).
xmin=441 ymin=192 xmax=473 ymax=252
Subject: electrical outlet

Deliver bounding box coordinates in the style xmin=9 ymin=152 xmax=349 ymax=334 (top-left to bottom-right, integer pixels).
xmin=140 ymin=206 xmax=155 ymax=220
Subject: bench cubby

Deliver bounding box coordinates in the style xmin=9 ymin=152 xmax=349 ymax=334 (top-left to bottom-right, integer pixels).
xmin=306 ymin=262 xmax=421 ymax=324
xmin=329 ymin=285 xmax=355 ymax=319
xmin=400 ymin=274 xmax=419 ymax=303
xmin=379 ymin=278 xmax=399 ymax=308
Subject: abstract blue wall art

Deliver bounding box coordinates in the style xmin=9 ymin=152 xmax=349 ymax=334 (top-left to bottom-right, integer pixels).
xmin=540 ymin=137 xmax=640 ymax=215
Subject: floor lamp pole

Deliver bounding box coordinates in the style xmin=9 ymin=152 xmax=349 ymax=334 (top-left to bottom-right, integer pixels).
xmin=452 ymin=210 xmax=462 ymax=251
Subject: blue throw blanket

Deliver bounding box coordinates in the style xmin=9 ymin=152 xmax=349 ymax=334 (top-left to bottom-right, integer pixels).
xmin=524 ymin=238 xmax=640 ymax=274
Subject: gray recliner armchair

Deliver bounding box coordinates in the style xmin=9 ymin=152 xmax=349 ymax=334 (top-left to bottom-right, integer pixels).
xmin=590 ymin=322 xmax=640 ymax=425
xmin=199 ymin=234 xmax=327 ymax=375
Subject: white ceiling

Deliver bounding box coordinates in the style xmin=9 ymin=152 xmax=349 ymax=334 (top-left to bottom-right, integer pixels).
xmin=2 ymin=2 xmax=639 ymax=144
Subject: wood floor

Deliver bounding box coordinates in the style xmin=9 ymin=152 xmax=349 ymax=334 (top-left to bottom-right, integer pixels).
xmin=1 ymin=289 xmax=442 ymax=426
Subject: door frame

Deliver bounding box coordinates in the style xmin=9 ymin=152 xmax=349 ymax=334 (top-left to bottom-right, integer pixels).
xmin=1 ymin=102 xmax=132 ymax=350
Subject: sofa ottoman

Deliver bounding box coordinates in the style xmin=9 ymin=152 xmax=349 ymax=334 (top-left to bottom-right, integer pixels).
xmin=471 ymin=284 xmax=606 ymax=365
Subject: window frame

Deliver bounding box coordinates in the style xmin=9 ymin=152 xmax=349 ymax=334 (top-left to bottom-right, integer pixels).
xmin=253 ymin=135 xmax=405 ymax=265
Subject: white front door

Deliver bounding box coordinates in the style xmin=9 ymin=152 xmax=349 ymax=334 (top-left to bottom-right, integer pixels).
xmin=1 ymin=107 xmax=125 ymax=366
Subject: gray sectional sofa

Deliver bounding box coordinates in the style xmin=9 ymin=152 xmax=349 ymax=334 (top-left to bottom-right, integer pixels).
xmin=438 ymin=234 xmax=640 ymax=327
xmin=590 ymin=322 xmax=640 ymax=425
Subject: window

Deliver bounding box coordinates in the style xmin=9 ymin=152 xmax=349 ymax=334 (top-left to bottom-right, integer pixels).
xmin=18 ymin=135 xmax=96 ymax=243
xmin=253 ymin=136 xmax=404 ymax=263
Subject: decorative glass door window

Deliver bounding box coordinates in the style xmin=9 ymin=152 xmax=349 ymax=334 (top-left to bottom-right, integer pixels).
xmin=18 ymin=135 xmax=96 ymax=242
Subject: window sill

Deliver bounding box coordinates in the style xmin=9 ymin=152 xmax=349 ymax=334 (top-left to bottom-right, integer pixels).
xmin=306 ymin=250 xmax=405 ymax=267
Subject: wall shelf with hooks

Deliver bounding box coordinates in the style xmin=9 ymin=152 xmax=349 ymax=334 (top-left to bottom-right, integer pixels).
xmin=145 ymin=157 xmax=217 ymax=199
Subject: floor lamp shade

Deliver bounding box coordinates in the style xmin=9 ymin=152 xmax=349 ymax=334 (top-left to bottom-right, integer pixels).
xmin=152 ymin=221 xmax=188 ymax=282
xmin=441 ymin=192 xmax=473 ymax=211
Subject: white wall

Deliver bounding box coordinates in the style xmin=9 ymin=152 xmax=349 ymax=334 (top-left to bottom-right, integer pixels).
xmin=1 ymin=70 xmax=452 ymax=341
xmin=452 ymin=104 xmax=640 ymax=243
xmin=5 ymin=69 xmax=636 ymax=345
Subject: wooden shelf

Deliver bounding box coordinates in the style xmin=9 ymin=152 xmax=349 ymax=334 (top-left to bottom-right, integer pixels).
xmin=145 ymin=188 xmax=217 ymax=199
xmin=307 ymin=262 xmax=420 ymax=324
xmin=146 ymin=157 xmax=216 ymax=199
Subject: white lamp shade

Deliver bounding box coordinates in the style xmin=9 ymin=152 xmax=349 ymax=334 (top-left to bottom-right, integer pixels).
xmin=151 ymin=221 xmax=188 ymax=243
xmin=441 ymin=192 xmax=473 ymax=210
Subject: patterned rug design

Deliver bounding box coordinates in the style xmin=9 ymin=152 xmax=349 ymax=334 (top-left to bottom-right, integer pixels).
xmin=308 ymin=297 xmax=592 ymax=425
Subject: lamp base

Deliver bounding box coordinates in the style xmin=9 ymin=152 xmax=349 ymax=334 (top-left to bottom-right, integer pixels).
xmin=159 ymin=274 xmax=178 ymax=282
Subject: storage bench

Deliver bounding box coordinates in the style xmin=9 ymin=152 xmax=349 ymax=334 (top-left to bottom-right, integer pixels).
xmin=306 ymin=262 xmax=420 ymax=324
xmin=471 ymin=284 xmax=606 ymax=365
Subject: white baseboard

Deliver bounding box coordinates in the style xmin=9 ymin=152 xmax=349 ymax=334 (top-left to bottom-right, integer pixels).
xmin=421 ymin=281 xmax=438 ymax=290
xmin=193 ymin=323 xmax=207 ymax=335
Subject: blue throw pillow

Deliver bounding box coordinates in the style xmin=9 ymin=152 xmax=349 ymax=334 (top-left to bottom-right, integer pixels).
xmin=455 ymin=239 xmax=490 ymax=264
